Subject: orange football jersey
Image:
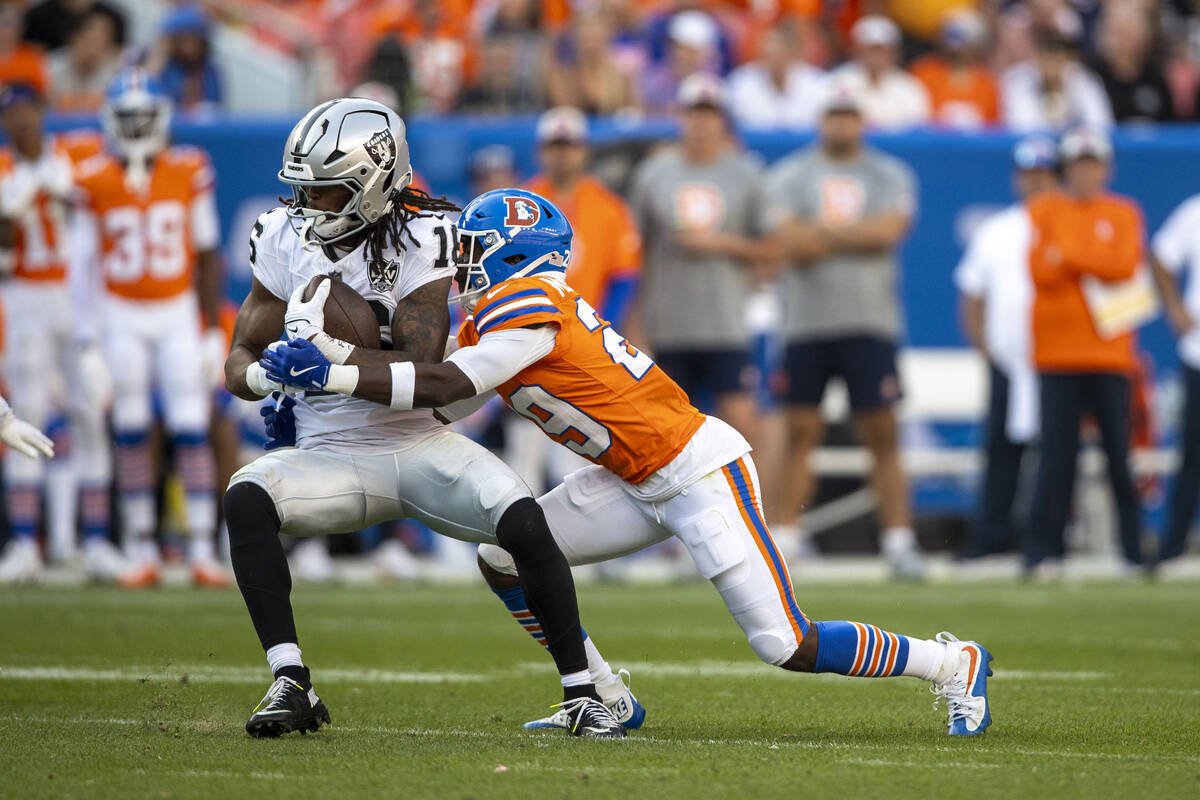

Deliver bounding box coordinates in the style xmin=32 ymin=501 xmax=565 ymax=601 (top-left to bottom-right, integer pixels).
xmin=74 ymin=145 xmax=215 ymax=301
xmin=0 ymin=131 xmax=104 ymax=283
xmin=459 ymin=276 xmax=705 ymax=484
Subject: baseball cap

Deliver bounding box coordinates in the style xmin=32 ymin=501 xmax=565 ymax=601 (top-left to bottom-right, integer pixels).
xmin=536 ymin=106 xmax=587 ymax=145
xmin=0 ymin=82 xmax=41 ymax=112
xmin=161 ymin=3 xmax=210 ymax=36
xmin=668 ymin=10 xmax=718 ymax=50
xmin=1059 ymin=126 xmax=1113 ymax=162
xmin=820 ymin=81 xmax=863 ymax=116
xmin=941 ymin=8 xmax=988 ymax=49
xmin=851 ymin=15 xmax=901 ymax=48
xmin=1012 ymin=136 xmax=1059 ymax=171
xmin=677 ymin=72 xmax=727 ymax=110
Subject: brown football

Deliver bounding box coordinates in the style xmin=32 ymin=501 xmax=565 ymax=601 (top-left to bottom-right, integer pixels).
xmin=300 ymin=274 xmax=382 ymax=349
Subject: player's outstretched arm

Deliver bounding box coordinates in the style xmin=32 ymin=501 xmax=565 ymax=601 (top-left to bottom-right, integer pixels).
xmin=261 ymin=325 xmax=558 ymax=411
xmin=225 ymin=279 xmax=288 ymax=401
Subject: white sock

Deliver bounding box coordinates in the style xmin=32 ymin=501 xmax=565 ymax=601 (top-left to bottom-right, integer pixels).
xmin=584 ymin=636 xmax=615 ymax=686
xmin=189 ymin=535 xmax=216 ymax=565
xmin=900 ymin=637 xmax=950 ymax=682
xmin=882 ymin=526 xmax=916 ymax=556
xmin=266 ymin=643 xmax=304 ymax=674
xmin=560 ymin=669 xmax=590 ymax=688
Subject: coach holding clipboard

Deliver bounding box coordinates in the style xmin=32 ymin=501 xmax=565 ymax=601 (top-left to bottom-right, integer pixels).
xmin=1024 ymin=127 xmax=1152 ymax=576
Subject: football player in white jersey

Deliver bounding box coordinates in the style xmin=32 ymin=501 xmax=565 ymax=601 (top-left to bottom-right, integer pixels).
xmin=222 ymin=98 xmax=623 ymax=739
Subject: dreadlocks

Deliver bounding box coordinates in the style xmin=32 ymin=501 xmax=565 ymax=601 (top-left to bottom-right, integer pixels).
xmin=364 ymin=186 xmax=461 ymax=272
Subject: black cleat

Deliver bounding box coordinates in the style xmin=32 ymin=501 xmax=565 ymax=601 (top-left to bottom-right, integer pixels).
xmin=245 ymin=676 xmax=331 ymax=738
xmin=560 ymin=696 xmax=626 ymax=738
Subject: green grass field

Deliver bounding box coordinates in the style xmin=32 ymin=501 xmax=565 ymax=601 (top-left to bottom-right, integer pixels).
xmin=1 ymin=579 xmax=1197 ymax=799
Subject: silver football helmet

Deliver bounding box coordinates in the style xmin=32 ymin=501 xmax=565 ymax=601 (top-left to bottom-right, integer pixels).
xmin=279 ymin=97 xmax=413 ymax=246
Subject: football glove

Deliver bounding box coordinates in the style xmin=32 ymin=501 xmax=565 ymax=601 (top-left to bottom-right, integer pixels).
xmin=0 ymin=409 xmax=54 ymax=459
xmin=284 ymin=278 xmax=330 ymax=342
xmin=260 ymin=338 xmax=332 ymax=392
xmin=261 ymin=393 xmax=297 ymax=450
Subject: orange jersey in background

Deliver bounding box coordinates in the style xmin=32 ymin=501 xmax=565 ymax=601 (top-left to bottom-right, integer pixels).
xmin=909 ymin=56 xmax=1000 ymax=127
xmin=523 ymin=174 xmax=641 ymax=312
xmin=0 ymin=131 xmax=104 ymax=283
xmin=459 ymin=276 xmax=704 ymax=484
xmin=74 ymin=146 xmax=215 ymax=302
xmin=1028 ymin=190 xmax=1145 ymax=373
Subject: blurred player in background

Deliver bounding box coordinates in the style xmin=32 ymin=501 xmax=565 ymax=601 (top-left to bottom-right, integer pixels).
xmin=629 ymin=73 xmax=765 ymax=442
xmin=954 ymin=136 xmax=1059 ymax=560
xmin=267 ymin=188 xmax=996 ymax=738
xmin=1026 ymin=127 xmax=1145 ymax=574
xmin=0 ymin=82 xmax=121 ymax=583
xmin=71 ymin=68 xmax=228 ymax=587
xmin=765 ymin=86 xmax=922 ymax=577
xmin=1147 ymin=185 xmax=1200 ymax=566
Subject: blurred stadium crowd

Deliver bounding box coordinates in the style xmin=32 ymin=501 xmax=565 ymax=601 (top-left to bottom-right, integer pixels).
xmin=0 ymin=0 xmax=1199 ymax=589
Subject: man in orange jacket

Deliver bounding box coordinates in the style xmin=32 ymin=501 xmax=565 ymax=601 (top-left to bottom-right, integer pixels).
xmin=1026 ymin=127 xmax=1145 ymax=573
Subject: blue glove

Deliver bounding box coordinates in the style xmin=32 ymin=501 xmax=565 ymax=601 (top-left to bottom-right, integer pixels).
xmin=260 ymin=394 xmax=297 ymax=451
xmin=260 ymin=338 xmax=332 ymax=391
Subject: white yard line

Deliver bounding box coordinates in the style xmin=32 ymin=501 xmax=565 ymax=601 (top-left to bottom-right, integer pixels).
xmin=2 ymin=715 xmax=1196 ymax=765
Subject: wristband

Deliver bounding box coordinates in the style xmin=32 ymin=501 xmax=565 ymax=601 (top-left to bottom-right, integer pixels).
xmin=310 ymin=332 xmax=356 ymax=365
xmin=390 ymin=362 xmax=416 ymax=410
xmin=245 ymin=362 xmax=278 ymax=397
xmin=325 ymin=364 xmax=360 ymax=395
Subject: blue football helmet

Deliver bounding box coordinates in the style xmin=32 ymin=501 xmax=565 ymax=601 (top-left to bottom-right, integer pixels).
xmin=455 ymin=188 xmax=572 ymax=310
xmin=102 ymin=67 xmax=172 ymax=165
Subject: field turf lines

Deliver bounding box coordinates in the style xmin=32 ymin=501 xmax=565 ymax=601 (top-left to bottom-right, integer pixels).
xmin=0 ymin=581 xmax=1197 ymax=799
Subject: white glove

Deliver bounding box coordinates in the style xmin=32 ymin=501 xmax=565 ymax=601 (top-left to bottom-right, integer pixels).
xmin=284 ymin=278 xmax=331 ymax=341
xmin=76 ymin=345 xmax=113 ymax=409
xmin=283 ymin=277 xmax=356 ymax=364
xmin=0 ymin=163 xmax=40 ymax=218
xmin=200 ymin=327 xmax=227 ymax=387
xmin=245 ymin=341 xmax=302 ymax=397
xmin=36 ymin=154 xmax=75 ymax=200
xmin=0 ymin=410 xmax=55 ymax=459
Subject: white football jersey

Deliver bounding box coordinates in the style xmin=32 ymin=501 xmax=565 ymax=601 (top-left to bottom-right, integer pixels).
xmin=250 ymin=207 xmax=457 ymax=452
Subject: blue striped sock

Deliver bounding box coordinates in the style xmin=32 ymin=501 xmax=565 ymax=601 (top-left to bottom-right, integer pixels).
xmin=814 ymin=620 xmax=910 ymax=677
xmin=6 ymin=484 xmax=40 ymax=540
xmin=492 ymin=585 xmax=589 ymax=651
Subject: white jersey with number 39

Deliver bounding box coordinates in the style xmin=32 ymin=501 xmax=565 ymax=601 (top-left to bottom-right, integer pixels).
xmin=250 ymin=207 xmax=458 ymax=452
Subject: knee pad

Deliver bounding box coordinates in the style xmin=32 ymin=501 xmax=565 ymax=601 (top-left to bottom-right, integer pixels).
xmin=478 ymin=543 xmax=518 ymax=577
xmin=223 ymin=481 xmax=280 ymax=546
xmin=740 ymin=607 xmax=796 ymax=666
xmin=495 ymin=497 xmax=552 ymax=557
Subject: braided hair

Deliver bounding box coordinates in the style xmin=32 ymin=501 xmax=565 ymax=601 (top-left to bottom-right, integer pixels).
xmin=364 ymin=186 xmax=460 ymax=271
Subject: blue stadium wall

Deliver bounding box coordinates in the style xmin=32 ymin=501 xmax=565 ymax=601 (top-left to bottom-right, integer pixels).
xmin=31 ymin=116 xmax=1200 ymax=520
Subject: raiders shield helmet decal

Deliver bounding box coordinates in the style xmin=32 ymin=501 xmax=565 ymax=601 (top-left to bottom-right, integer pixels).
xmin=369 ymin=259 xmax=399 ymax=292
xmin=365 ymin=129 xmax=396 ymax=171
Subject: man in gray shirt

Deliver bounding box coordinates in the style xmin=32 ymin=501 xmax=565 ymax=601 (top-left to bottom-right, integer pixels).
xmin=765 ymin=86 xmax=921 ymax=576
xmin=628 ymin=72 xmax=767 ymax=442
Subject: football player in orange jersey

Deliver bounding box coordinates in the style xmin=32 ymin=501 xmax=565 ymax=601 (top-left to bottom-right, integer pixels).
xmin=264 ymin=189 xmax=996 ymax=737
xmin=70 ymin=68 xmax=228 ymax=588
xmin=0 ymin=82 xmax=124 ymax=583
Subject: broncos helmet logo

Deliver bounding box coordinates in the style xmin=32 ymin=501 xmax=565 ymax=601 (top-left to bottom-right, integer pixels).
xmin=503 ymin=196 xmax=541 ymax=227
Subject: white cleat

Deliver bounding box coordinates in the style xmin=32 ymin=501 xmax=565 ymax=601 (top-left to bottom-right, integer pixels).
xmin=0 ymin=537 xmax=43 ymax=584
xmin=374 ymin=539 xmax=421 ymax=581
xmin=931 ymin=631 xmax=993 ymax=736
xmin=291 ymin=539 xmax=335 ymax=583
xmin=83 ymin=539 xmax=131 ymax=583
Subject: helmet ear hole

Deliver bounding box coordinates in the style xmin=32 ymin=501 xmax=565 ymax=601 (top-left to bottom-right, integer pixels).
xmin=502 ymin=254 xmax=526 ymax=266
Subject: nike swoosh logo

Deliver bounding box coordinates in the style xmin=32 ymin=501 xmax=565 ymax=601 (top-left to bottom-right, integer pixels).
xmin=290 ymin=366 xmax=319 ymax=377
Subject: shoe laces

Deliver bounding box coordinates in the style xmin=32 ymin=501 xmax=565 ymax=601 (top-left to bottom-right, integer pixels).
xmin=255 ymin=677 xmax=299 ymax=713
xmin=555 ymin=696 xmax=620 ymax=730
xmin=929 ymin=632 xmax=974 ymax=721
